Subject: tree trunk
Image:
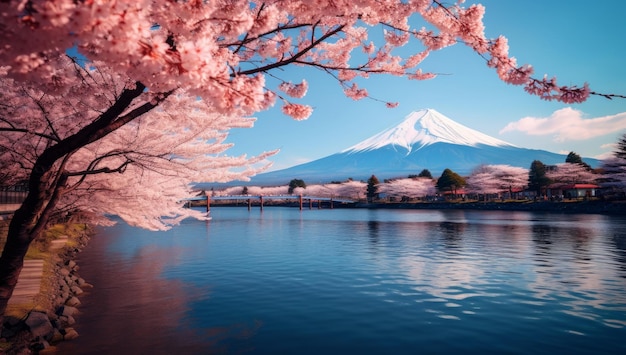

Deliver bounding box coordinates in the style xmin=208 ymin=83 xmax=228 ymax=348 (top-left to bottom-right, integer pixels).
xmin=0 ymin=194 xmax=43 ymax=317
xmin=0 ymin=229 xmax=33 ymax=317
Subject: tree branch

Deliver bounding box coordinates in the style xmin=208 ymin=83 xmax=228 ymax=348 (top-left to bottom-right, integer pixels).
xmin=235 ymin=24 xmax=345 ymax=76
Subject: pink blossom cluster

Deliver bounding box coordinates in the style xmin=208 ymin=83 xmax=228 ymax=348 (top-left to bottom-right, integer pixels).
xmin=377 ymin=177 xmax=436 ymax=199
xmin=281 ymin=103 xmax=313 ymax=120
xmin=524 ymin=77 xmax=590 ymax=104
xmin=344 ymin=83 xmax=369 ymax=101
xmin=466 ymin=164 xmax=529 ymax=195
xmin=278 ymin=80 xmax=309 ymax=99
xmin=0 ymin=55 xmax=277 ymax=231
xmin=0 ymin=0 xmax=597 ymax=123
xmin=546 ymin=163 xmax=597 ymax=184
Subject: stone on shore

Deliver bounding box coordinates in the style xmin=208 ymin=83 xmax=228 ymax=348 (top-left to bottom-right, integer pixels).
xmin=24 ymin=311 xmax=53 ymax=339
xmin=65 ymin=296 xmax=81 ymax=307
xmin=62 ymin=327 xmax=79 ymax=340
xmin=59 ymin=305 xmax=79 ymax=317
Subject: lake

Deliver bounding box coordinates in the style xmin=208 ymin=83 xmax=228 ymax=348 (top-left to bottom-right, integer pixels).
xmin=59 ymin=207 xmax=626 ymax=354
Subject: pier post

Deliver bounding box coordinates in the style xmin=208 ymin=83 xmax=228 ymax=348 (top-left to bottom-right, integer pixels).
xmin=330 ymin=198 xmax=334 ymax=209
xmin=206 ymin=196 xmax=211 ymax=213
xmin=299 ymin=195 xmax=303 ymax=210
xmin=247 ymin=198 xmax=251 ymax=211
xmin=259 ymin=196 xmax=263 ymax=211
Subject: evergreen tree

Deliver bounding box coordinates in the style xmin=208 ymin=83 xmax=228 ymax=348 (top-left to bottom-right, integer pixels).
xmin=615 ymin=133 xmax=626 ymax=160
xmin=366 ymin=175 xmax=380 ymax=203
xmin=288 ymin=179 xmax=306 ymax=194
xmin=436 ymin=169 xmax=466 ymax=196
xmin=599 ymin=133 xmax=626 ymax=197
xmin=528 ymin=160 xmax=551 ymax=196
xmin=418 ymin=169 xmax=433 ymax=179
xmin=565 ymin=151 xmax=591 ymax=170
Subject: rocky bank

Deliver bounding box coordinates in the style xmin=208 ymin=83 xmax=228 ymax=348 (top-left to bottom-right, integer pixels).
xmin=1 ymin=231 xmax=91 ymax=354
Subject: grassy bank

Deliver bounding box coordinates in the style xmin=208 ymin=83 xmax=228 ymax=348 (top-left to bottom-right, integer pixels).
xmin=0 ymin=219 xmax=89 ymax=352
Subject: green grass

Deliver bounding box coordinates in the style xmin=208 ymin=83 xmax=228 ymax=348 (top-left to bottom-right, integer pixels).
xmin=0 ymin=221 xmax=87 ymax=259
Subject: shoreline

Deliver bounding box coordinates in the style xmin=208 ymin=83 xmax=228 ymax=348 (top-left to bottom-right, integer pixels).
xmin=206 ymin=199 xmax=626 ymax=216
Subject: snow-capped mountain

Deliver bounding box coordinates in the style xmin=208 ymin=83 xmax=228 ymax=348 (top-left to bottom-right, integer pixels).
xmin=343 ymin=109 xmax=515 ymax=154
xmin=245 ymin=109 xmax=599 ymax=185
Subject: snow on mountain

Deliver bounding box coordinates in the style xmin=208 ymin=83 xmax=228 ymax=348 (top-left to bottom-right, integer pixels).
xmin=343 ymin=108 xmax=515 ymax=154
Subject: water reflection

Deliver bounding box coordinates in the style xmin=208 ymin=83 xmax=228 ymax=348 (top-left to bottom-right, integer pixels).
xmin=367 ymin=220 xmax=380 ymax=245
xmin=384 ymin=212 xmax=626 ymax=334
xmin=59 ymin=222 xmax=262 ymax=354
xmin=608 ymin=222 xmax=626 ymax=279
xmin=59 ymin=208 xmax=626 ymax=354
xmin=526 ymin=216 xmax=626 ymax=330
xmin=438 ymin=221 xmax=465 ymax=249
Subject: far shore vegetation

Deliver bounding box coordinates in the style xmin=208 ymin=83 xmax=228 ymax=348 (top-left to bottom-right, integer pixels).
xmin=195 ymin=147 xmax=626 ymax=211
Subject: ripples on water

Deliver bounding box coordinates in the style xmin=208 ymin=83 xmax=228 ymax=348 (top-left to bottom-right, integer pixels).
xmin=60 ymin=208 xmax=626 ymax=354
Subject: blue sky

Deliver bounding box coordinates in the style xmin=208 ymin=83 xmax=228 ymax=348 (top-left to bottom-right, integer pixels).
xmin=225 ymin=1 xmax=626 ymax=172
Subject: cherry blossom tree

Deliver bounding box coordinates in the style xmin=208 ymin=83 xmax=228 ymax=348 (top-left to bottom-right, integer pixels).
xmin=216 ymin=186 xmax=254 ymax=196
xmin=377 ymin=177 xmax=436 ymax=201
xmin=546 ymin=163 xmax=598 ymax=185
xmin=0 ymin=0 xmax=622 ymax=316
xmin=545 ymin=163 xmax=599 ymax=200
xmin=299 ymin=183 xmax=338 ymax=197
xmin=0 ymin=56 xmax=276 ymax=315
xmin=466 ymin=166 xmax=502 ymax=197
xmin=283 ymin=180 xmax=367 ymax=200
xmin=215 ymin=181 xmax=364 ymax=201
xmin=466 ymin=164 xmax=528 ymax=200
xmin=333 ymin=180 xmax=367 ymax=200
xmin=244 ymin=185 xmax=289 ymax=196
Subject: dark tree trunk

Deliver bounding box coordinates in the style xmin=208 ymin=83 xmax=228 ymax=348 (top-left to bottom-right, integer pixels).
xmin=0 ymin=190 xmax=47 ymax=317
xmin=0 ymin=217 xmax=34 ymax=317
xmin=0 ymin=83 xmax=150 ymax=318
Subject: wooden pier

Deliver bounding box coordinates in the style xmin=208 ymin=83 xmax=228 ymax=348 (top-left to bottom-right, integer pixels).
xmin=184 ymin=195 xmax=355 ymax=211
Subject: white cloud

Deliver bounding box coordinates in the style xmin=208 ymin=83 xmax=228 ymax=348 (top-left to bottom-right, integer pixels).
xmin=594 ymin=151 xmax=615 ymax=160
xmin=594 ymin=142 xmax=618 ymax=160
xmin=499 ymin=108 xmax=626 ymax=142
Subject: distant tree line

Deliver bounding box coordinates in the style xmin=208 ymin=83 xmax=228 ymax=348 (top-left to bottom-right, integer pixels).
xmin=207 ymin=134 xmax=626 ymax=203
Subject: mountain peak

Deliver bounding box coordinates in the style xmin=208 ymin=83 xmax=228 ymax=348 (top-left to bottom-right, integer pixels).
xmin=343 ymin=109 xmax=516 ymax=154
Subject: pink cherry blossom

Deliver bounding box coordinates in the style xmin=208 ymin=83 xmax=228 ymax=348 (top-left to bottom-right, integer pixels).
xmin=278 ymin=80 xmax=309 ymax=99
xmin=281 ymin=103 xmax=313 ymax=120
xmin=344 ymin=83 xmax=369 ymax=101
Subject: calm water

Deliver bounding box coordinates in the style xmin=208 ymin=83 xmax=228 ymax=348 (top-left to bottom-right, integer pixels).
xmin=59 ymin=207 xmax=626 ymax=354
